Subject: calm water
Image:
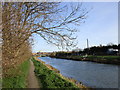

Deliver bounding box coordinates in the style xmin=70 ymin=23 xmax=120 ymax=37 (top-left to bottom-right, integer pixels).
xmin=38 ymin=57 xmax=119 ymax=88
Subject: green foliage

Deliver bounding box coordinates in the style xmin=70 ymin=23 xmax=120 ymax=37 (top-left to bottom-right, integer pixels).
xmin=2 ymin=60 xmax=30 ymax=88
xmin=52 ymin=55 xmax=120 ymax=65
xmin=84 ymin=55 xmax=120 ymax=60
xmin=32 ymin=58 xmax=77 ymax=88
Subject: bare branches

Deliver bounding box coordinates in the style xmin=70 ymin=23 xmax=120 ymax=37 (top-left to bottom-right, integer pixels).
xmin=2 ymin=2 xmax=89 ymax=76
xmin=2 ymin=2 xmax=89 ymax=51
xmin=25 ymin=2 xmax=88 ymax=50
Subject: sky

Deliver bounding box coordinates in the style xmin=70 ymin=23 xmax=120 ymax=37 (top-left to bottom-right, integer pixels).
xmin=32 ymin=2 xmax=118 ymax=53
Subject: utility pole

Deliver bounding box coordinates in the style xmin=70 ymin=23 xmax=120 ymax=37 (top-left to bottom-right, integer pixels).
xmin=87 ymin=39 xmax=89 ymax=55
xmin=87 ymin=39 xmax=89 ymax=49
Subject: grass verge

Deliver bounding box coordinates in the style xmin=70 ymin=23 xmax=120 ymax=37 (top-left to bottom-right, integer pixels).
xmin=32 ymin=57 xmax=87 ymax=89
xmin=2 ymin=59 xmax=30 ymax=88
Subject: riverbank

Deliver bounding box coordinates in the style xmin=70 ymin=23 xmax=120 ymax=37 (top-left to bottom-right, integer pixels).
xmin=50 ymin=55 xmax=120 ymax=65
xmin=2 ymin=59 xmax=30 ymax=88
xmin=33 ymin=57 xmax=90 ymax=89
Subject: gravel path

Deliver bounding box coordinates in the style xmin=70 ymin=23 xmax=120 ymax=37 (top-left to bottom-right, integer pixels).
xmin=27 ymin=60 xmax=40 ymax=88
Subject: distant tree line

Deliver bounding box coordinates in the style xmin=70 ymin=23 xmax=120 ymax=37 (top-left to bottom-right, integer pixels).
xmin=53 ymin=44 xmax=120 ymax=57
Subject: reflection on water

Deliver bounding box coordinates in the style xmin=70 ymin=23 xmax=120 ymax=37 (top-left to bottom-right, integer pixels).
xmin=38 ymin=57 xmax=119 ymax=88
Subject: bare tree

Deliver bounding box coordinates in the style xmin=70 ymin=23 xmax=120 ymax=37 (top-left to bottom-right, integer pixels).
xmin=2 ymin=2 xmax=88 ymax=76
xmin=24 ymin=2 xmax=88 ymax=50
xmin=2 ymin=2 xmax=33 ymax=76
xmin=3 ymin=2 xmax=88 ymax=49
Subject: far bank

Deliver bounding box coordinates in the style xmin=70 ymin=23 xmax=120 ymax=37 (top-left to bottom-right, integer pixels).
xmin=49 ymin=55 xmax=120 ymax=65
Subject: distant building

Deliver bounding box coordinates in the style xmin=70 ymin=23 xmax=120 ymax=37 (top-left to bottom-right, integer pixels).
xmin=118 ymin=49 xmax=120 ymax=56
xmin=72 ymin=48 xmax=82 ymax=52
xmin=107 ymin=48 xmax=118 ymax=55
xmin=72 ymin=48 xmax=82 ymax=56
xmin=108 ymin=48 xmax=118 ymax=52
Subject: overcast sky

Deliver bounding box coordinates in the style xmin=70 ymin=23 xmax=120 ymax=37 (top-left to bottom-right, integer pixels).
xmin=32 ymin=2 xmax=118 ymax=53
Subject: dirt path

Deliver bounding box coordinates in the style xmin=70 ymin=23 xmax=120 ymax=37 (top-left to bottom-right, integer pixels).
xmin=27 ymin=60 xmax=40 ymax=88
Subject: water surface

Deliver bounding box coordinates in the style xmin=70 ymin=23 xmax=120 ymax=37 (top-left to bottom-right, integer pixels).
xmin=38 ymin=57 xmax=119 ymax=88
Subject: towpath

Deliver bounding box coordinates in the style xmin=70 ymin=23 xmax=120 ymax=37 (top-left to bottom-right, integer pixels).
xmin=27 ymin=60 xmax=40 ymax=88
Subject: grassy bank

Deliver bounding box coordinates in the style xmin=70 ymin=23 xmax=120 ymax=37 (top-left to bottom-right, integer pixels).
xmin=32 ymin=57 xmax=87 ymax=89
xmin=2 ymin=59 xmax=30 ymax=88
xmin=51 ymin=55 xmax=120 ymax=65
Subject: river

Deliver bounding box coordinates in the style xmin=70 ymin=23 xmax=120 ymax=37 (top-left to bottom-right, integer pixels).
xmin=38 ymin=57 xmax=119 ymax=88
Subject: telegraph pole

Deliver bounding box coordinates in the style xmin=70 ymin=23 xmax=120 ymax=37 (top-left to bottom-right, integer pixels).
xmin=87 ymin=39 xmax=89 ymax=49
xmin=87 ymin=39 xmax=89 ymax=55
